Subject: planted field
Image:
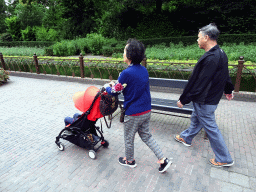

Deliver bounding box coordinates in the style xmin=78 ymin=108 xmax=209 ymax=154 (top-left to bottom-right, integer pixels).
xmin=113 ymin=43 xmax=256 ymax=65
xmin=0 ymin=46 xmax=45 ymax=56
xmin=1 ymin=42 xmax=256 ymax=66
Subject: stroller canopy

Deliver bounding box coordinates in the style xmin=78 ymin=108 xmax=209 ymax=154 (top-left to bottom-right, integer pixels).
xmin=72 ymin=86 xmax=103 ymax=121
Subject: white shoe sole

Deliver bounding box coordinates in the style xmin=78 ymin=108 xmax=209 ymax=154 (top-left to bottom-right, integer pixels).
xmin=119 ymin=161 xmax=137 ymax=168
xmin=159 ymin=161 xmax=172 ymax=173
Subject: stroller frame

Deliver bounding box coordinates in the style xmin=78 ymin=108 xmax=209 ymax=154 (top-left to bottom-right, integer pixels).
xmin=55 ymin=89 xmax=110 ymax=159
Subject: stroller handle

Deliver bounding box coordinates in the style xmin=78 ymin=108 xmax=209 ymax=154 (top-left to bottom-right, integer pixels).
xmin=100 ymin=87 xmax=106 ymax=93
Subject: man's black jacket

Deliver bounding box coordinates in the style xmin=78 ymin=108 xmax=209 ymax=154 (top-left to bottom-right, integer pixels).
xmin=179 ymin=45 xmax=234 ymax=105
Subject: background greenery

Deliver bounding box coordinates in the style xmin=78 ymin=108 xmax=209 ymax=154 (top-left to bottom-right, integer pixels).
xmin=1 ymin=0 xmax=255 ymax=91
xmin=1 ymin=41 xmax=256 ymax=64
xmin=1 ymin=0 xmax=256 ymax=42
xmin=0 ymin=67 xmax=10 ymax=84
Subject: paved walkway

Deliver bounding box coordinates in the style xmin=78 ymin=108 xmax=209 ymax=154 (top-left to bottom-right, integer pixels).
xmin=0 ymin=75 xmax=256 ymax=192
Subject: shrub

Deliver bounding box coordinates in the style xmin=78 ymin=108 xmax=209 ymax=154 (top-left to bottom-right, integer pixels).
xmin=44 ymin=46 xmax=54 ymax=56
xmin=0 ymin=68 xmax=10 ymax=85
xmin=66 ymin=40 xmax=79 ymax=55
xmin=52 ymin=34 xmax=120 ymax=56
xmin=21 ymin=26 xmax=36 ymax=41
xmin=35 ymin=26 xmax=59 ymax=41
xmin=53 ymin=41 xmax=67 ymax=56
xmin=86 ymin=33 xmax=106 ymax=55
xmin=35 ymin=26 xmax=48 ymax=41
xmin=102 ymin=45 xmax=114 ymax=56
xmin=47 ymin=28 xmax=59 ymax=41
xmin=101 ymin=39 xmax=125 ymax=56
xmin=52 ymin=40 xmax=80 ymax=56
xmin=76 ymin=38 xmax=89 ymax=55
xmin=5 ymin=16 xmax=22 ymax=41
xmin=0 ymin=33 xmax=13 ymax=42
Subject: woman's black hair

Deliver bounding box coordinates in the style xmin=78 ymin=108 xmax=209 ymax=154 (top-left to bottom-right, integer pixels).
xmin=125 ymin=38 xmax=145 ymax=64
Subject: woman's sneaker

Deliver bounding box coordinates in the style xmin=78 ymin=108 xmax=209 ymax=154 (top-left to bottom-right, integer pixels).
xmin=118 ymin=157 xmax=137 ymax=168
xmin=159 ymin=158 xmax=172 ymax=173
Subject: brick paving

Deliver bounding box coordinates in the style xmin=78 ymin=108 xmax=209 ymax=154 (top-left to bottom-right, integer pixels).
xmin=0 ymin=74 xmax=256 ymax=192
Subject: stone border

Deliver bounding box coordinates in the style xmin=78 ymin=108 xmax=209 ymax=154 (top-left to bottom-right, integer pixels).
xmin=9 ymin=71 xmax=256 ymax=102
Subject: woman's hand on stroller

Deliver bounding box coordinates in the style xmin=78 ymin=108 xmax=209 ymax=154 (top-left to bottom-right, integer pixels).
xmin=103 ymin=81 xmax=116 ymax=93
xmin=109 ymin=81 xmax=115 ymax=87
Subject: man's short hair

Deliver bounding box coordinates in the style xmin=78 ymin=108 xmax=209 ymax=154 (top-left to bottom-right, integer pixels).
xmin=125 ymin=38 xmax=145 ymax=64
xmin=199 ymin=23 xmax=220 ymax=40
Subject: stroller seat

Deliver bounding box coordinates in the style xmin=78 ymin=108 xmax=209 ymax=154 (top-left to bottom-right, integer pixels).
xmin=55 ymin=87 xmax=115 ymax=159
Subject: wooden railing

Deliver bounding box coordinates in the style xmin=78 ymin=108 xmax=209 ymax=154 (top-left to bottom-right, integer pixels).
xmin=0 ymin=53 xmax=255 ymax=92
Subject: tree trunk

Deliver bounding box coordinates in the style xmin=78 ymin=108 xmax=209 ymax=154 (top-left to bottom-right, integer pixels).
xmin=156 ymin=0 xmax=162 ymax=14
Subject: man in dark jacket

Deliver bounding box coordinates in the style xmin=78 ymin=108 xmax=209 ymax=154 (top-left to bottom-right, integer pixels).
xmin=174 ymin=23 xmax=235 ymax=167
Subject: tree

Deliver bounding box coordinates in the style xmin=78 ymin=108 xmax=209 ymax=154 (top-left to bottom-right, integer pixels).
xmin=5 ymin=0 xmax=19 ymax=16
xmin=42 ymin=0 xmax=64 ymax=29
xmin=0 ymin=0 xmax=7 ymax=33
xmin=60 ymin=0 xmax=100 ymax=39
xmin=15 ymin=2 xmax=45 ymax=29
xmin=5 ymin=16 xmax=22 ymax=40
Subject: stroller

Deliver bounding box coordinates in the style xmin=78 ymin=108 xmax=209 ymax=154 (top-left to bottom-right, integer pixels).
xmin=55 ymin=86 xmax=118 ymax=159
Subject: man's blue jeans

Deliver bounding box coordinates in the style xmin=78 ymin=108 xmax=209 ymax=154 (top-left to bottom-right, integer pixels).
xmin=180 ymin=102 xmax=233 ymax=163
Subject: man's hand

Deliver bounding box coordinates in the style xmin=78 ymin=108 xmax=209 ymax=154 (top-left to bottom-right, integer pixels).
xmin=225 ymin=92 xmax=234 ymax=101
xmin=177 ymin=101 xmax=183 ymax=108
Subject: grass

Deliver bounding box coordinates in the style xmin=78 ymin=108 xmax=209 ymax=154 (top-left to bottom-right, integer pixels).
xmin=113 ymin=42 xmax=256 ymax=65
xmin=1 ymin=42 xmax=256 ymax=66
xmin=0 ymin=46 xmax=45 ymax=56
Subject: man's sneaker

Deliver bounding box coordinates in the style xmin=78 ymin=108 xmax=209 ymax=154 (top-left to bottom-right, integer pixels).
xmin=209 ymin=158 xmax=235 ymax=167
xmin=159 ymin=158 xmax=172 ymax=173
xmin=118 ymin=157 xmax=137 ymax=168
xmin=174 ymin=135 xmax=191 ymax=147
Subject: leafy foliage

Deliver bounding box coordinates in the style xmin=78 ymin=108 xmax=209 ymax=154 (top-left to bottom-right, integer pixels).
xmin=52 ymin=34 xmax=121 ymax=56
xmin=35 ymin=26 xmax=59 ymax=41
xmin=43 ymin=46 xmax=54 ymax=56
xmin=0 ymin=0 xmax=7 ymax=33
xmin=21 ymin=26 xmax=36 ymax=41
xmin=0 ymin=67 xmax=10 ymax=85
xmin=5 ymin=16 xmax=22 ymax=41
xmin=42 ymin=0 xmax=64 ymax=29
xmin=60 ymin=0 xmax=100 ymax=39
xmin=1 ymin=0 xmax=256 ymax=43
xmin=14 ymin=3 xmax=45 ymax=29
xmin=0 ymin=33 xmax=13 ymax=42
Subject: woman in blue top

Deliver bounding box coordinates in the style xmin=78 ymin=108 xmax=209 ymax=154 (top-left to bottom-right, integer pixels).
xmin=106 ymin=38 xmax=171 ymax=173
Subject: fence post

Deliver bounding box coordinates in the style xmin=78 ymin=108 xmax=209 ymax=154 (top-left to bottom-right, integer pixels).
xmin=234 ymin=56 xmax=244 ymax=92
xmin=79 ymin=53 xmax=84 ymax=78
xmin=0 ymin=53 xmax=6 ymax=70
xmin=141 ymin=57 xmax=147 ymax=68
xmin=33 ymin=53 xmax=40 ymax=74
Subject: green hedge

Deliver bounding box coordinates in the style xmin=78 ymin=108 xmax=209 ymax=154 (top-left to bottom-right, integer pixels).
xmin=0 ymin=41 xmax=56 ymax=48
xmin=139 ymin=34 xmax=256 ymax=47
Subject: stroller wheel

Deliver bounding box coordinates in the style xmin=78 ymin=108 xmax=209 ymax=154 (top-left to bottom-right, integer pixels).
xmin=57 ymin=142 xmax=65 ymax=151
xmin=89 ymin=150 xmax=96 ymax=159
xmin=102 ymin=140 xmax=109 ymax=148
